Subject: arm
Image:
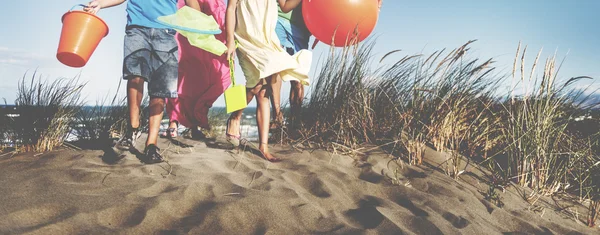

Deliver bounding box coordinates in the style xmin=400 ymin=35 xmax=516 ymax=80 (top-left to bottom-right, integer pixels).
xmin=225 ymin=0 xmax=238 ymax=59
xmin=277 ymin=0 xmax=302 ymax=13
xmin=184 ymin=0 xmax=201 ymax=12
xmin=84 ymin=0 xmax=126 ymax=14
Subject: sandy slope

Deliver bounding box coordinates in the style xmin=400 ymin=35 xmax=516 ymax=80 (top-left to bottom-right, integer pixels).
xmin=0 ymin=135 xmax=598 ymax=234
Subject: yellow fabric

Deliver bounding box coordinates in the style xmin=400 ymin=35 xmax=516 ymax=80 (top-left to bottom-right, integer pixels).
xmin=234 ymin=0 xmax=311 ymax=88
xmin=225 ymin=55 xmax=247 ymax=113
xmin=157 ymin=6 xmax=227 ymax=56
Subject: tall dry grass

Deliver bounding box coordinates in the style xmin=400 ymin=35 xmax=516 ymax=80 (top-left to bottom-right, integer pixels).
xmin=294 ymin=39 xmax=599 ymax=224
xmin=70 ymin=80 xmax=129 ymax=148
xmin=300 ymin=41 xmax=377 ymax=148
xmin=299 ymin=40 xmax=502 ymax=177
xmin=484 ymin=43 xmax=597 ymax=196
xmin=9 ymin=72 xmax=84 ymax=152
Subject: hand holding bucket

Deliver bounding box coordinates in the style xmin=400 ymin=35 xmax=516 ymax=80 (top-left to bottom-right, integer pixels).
xmin=224 ymin=43 xmax=247 ymax=114
xmin=56 ymin=4 xmax=109 ymax=68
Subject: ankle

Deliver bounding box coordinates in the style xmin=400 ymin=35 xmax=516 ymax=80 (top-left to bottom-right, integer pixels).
xmin=259 ymin=143 xmax=269 ymax=150
xmin=229 ymin=115 xmax=242 ymax=122
xmin=146 ymin=141 xmax=157 ymax=147
xmin=129 ymin=123 xmax=140 ymax=130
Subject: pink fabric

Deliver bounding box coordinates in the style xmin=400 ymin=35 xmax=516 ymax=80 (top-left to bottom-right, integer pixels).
xmin=166 ymin=0 xmax=231 ymax=129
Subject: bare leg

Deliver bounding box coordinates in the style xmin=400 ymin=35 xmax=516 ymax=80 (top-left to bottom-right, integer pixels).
xmin=169 ymin=121 xmax=178 ymax=129
xmin=289 ymin=81 xmax=304 ymax=128
xmin=146 ymin=97 xmax=165 ymax=146
xmin=269 ymin=74 xmax=283 ymax=127
xmin=127 ymin=77 xmax=145 ymax=129
xmin=257 ymin=77 xmax=279 ymax=161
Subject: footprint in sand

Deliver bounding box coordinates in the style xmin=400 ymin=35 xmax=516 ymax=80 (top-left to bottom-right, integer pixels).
xmin=285 ymin=173 xmax=331 ymax=198
xmin=175 ymin=201 xmax=217 ymax=232
xmin=66 ymin=168 xmax=112 ymax=183
xmin=442 ymin=212 xmax=470 ymax=229
xmin=137 ymin=181 xmax=180 ymax=198
xmin=247 ymin=171 xmax=274 ymax=191
xmin=358 ymin=168 xmax=384 ymax=184
xmin=409 ymin=216 xmax=444 ymax=235
xmin=343 ymin=198 xmax=384 ymax=229
xmin=97 ymin=205 xmax=147 ymax=229
xmin=291 ymin=203 xmax=343 ymax=233
xmin=0 ymin=204 xmax=74 ymax=230
xmin=391 ymin=195 xmax=429 ymax=217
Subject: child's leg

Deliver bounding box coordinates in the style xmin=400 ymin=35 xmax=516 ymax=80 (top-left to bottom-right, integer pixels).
xmin=169 ymin=121 xmax=178 ymax=129
xmin=269 ymin=74 xmax=283 ymax=126
xmin=257 ymin=77 xmax=279 ymax=161
xmin=289 ymin=80 xmax=304 ymax=127
xmin=127 ymin=77 xmax=145 ymax=129
xmin=146 ymin=97 xmax=165 ymax=146
xmin=164 ymin=98 xmax=178 ymax=130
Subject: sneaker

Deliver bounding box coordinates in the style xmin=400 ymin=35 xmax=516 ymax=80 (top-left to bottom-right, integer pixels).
xmin=115 ymin=128 xmax=141 ymax=151
xmin=144 ymin=144 xmax=164 ymax=164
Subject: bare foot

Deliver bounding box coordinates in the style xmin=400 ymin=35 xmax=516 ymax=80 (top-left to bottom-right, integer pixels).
xmin=259 ymin=144 xmax=281 ymax=162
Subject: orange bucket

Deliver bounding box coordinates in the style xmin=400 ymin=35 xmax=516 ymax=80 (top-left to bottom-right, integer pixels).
xmin=57 ymin=4 xmax=109 ymax=68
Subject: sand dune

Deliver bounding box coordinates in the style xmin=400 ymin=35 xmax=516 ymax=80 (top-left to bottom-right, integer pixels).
xmin=0 ymin=135 xmax=598 ymax=234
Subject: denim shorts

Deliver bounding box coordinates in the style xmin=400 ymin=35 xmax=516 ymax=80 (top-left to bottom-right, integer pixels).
xmin=123 ymin=26 xmax=179 ymax=98
xmin=275 ymin=18 xmax=311 ymax=55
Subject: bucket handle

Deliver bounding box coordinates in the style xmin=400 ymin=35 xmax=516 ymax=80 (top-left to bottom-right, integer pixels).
xmin=70 ymin=4 xmax=88 ymax=12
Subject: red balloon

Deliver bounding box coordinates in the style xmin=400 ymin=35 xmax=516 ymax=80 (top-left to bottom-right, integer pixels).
xmin=303 ymin=0 xmax=379 ymax=47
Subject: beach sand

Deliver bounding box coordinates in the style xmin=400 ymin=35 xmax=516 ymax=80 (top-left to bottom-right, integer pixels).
xmin=0 ymin=135 xmax=598 ymax=234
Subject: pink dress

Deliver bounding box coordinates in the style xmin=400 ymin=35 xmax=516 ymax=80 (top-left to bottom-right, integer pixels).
xmin=166 ymin=0 xmax=230 ymax=129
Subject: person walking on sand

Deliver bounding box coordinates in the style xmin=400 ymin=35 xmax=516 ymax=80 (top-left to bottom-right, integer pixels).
xmin=163 ymin=0 xmax=230 ymax=140
xmin=270 ymin=0 xmax=383 ymax=133
xmin=224 ymin=0 xmax=312 ymax=162
xmin=84 ymin=0 xmax=199 ymax=164
xmin=269 ymin=0 xmax=311 ymax=132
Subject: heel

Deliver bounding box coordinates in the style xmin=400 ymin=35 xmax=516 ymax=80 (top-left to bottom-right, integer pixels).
xmin=258 ymin=147 xmax=281 ymax=163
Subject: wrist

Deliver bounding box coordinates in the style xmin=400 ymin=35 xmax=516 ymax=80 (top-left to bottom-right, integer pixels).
xmin=94 ymin=0 xmax=104 ymax=9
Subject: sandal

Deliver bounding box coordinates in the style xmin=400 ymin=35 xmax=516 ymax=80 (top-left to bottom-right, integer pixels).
xmin=161 ymin=127 xmax=177 ymax=138
xmin=225 ymin=117 xmax=241 ymax=147
xmin=161 ymin=121 xmax=178 ymax=138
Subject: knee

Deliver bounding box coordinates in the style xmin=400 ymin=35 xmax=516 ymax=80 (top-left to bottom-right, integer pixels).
xmin=150 ymin=96 xmax=165 ymax=103
xmin=249 ymin=83 xmax=263 ymax=96
xmin=291 ymin=81 xmax=303 ymax=91
xmin=257 ymin=87 xmax=268 ymax=97
xmin=128 ymin=77 xmax=145 ymax=86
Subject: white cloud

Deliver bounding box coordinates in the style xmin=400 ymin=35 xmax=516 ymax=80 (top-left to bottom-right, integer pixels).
xmin=0 ymin=46 xmax=52 ymax=67
xmin=0 ymin=59 xmax=29 ymax=65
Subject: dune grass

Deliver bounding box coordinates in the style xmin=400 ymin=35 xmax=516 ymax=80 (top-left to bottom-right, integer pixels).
xmin=7 ymin=72 xmax=85 ymax=152
xmin=70 ymin=80 xmax=129 ymax=148
xmin=293 ymin=39 xmax=599 ymax=226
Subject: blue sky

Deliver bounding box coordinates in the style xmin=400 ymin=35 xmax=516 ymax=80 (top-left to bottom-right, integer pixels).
xmin=1 ymin=0 xmax=599 ymax=106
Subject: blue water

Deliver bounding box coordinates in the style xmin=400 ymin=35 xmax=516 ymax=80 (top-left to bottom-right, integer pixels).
xmin=1 ymin=106 xmax=261 ymax=143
